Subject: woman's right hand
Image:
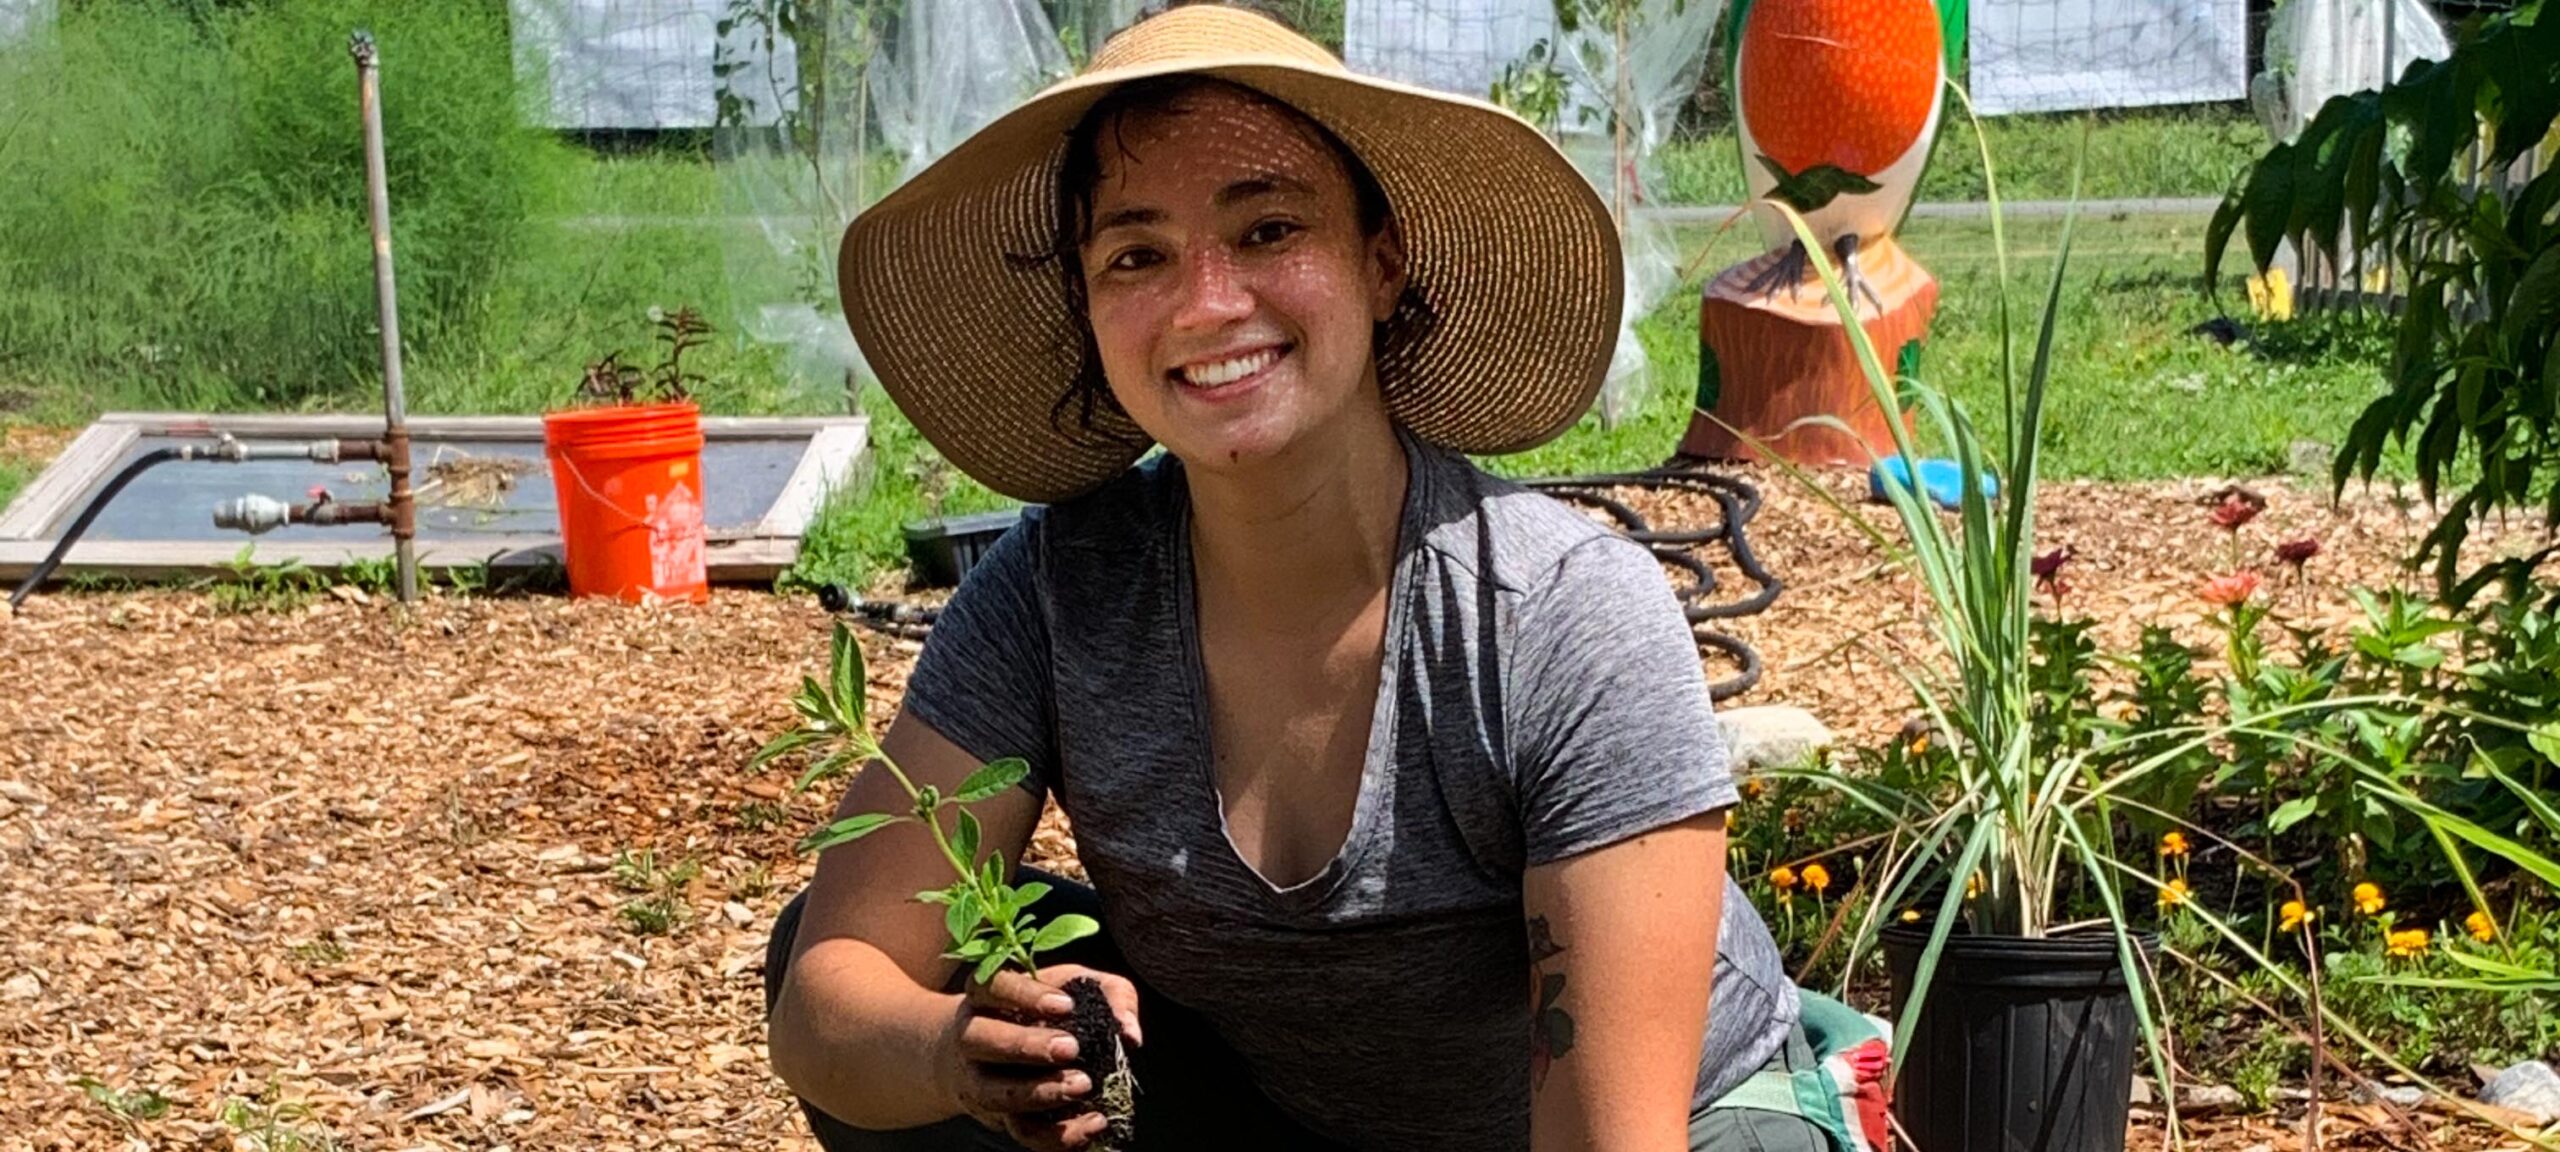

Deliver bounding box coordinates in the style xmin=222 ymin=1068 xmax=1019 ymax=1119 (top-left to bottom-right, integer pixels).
xmin=936 ymin=965 xmax=1144 ymax=1151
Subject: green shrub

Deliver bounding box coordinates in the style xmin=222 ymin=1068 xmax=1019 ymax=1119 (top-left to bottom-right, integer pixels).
xmin=0 ymin=0 xmax=565 ymax=407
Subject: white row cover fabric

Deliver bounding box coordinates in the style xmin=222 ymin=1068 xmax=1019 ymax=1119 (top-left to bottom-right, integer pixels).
xmin=2251 ymin=0 xmax=2448 ymax=143
xmin=511 ymin=0 xmax=796 ymax=129
xmin=1344 ymin=0 xmax=1551 ymax=103
xmin=1970 ymin=0 xmax=2248 ymax=115
xmin=1346 ymin=0 xmax=1721 ymax=426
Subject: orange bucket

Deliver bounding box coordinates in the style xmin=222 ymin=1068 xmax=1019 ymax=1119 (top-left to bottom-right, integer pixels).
xmin=542 ymin=401 xmax=709 ymax=602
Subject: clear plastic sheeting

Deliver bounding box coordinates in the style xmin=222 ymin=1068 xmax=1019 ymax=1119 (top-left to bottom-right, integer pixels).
xmin=1970 ymin=0 xmax=2246 ymax=115
xmin=1347 ymin=0 xmax=1722 ymax=427
xmin=868 ymin=0 xmax=1073 ymax=181
xmin=0 ymin=0 xmax=50 ymax=49
xmin=712 ymin=1 xmax=1081 ymax=407
xmin=1344 ymin=0 xmax=1550 ymax=101
xmin=1549 ymin=0 xmax=1723 ymax=426
xmin=2251 ymin=0 xmax=2448 ymax=143
xmin=511 ymin=0 xmax=797 ymax=129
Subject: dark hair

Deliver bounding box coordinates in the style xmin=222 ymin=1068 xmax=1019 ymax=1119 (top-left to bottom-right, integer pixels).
xmin=1027 ymin=74 xmax=1435 ymax=440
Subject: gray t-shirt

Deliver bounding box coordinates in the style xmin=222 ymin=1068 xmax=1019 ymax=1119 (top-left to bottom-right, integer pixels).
xmin=902 ymin=428 xmax=1796 ymax=1150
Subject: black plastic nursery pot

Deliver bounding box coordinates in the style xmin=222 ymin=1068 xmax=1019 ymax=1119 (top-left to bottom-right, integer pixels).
xmin=902 ymin=508 xmax=1024 ymax=588
xmin=1882 ymin=924 xmax=2155 ymax=1152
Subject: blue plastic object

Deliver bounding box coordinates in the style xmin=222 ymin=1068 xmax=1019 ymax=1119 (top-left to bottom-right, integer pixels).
xmin=1869 ymin=456 xmax=1999 ymax=509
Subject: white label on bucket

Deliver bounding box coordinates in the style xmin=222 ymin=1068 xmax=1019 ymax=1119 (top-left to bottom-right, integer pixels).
xmin=645 ymin=480 xmax=707 ymax=590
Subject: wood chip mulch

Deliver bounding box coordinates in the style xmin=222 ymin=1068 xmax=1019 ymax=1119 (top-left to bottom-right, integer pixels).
xmin=1 ymin=465 xmax=2551 ymax=1151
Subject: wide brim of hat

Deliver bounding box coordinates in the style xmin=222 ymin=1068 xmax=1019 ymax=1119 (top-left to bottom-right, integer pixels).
xmin=839 ymin=54 xmax=1623 ymax=505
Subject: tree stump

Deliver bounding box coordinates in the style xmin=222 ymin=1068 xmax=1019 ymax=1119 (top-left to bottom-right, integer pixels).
xmin=1680 ymin=236 xmax=1938 ymax=467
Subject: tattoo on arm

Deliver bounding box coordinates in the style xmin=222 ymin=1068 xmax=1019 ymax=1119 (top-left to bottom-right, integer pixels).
xmin=1527 ymin=915 xmax=1574 ymax=1091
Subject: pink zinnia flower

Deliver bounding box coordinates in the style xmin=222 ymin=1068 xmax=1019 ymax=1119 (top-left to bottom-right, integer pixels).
xmin=2199 ymin=571 xmax=2263 ymax=607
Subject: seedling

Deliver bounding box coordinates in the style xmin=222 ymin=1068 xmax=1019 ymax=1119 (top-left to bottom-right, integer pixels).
xmin=73 ymin=1076 xmax=170 ymax=1135
xmin=208 ymin=545 xmax=322 ymax=614
xmin=287 ymin=937 xmax=348 ymax=968
xmin=336 ymin=555 xmax=399 ymax=598
xmin=611 ymin=847 xmax=700 ymax=937
xmin=218 ymin=1087 xmax=342 ymax=1152
xmin=735 ymin=799 xmax=789 ymax=833
xmin=755 ymin=622 xmax=1132 ymax=1147
xmin=575 ymin=305 xmax=711 ymax=408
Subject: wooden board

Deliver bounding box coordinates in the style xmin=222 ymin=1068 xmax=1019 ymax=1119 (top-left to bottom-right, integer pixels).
xmin=0 ymin=412 xmax=861 ymax=586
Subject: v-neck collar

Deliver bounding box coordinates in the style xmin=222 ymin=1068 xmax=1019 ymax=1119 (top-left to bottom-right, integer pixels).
xmin=1170 ymin=427 xmax=1429 ymax=906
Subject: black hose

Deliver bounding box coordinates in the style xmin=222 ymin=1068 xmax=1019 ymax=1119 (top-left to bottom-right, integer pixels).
xmin=8 ymin=447 xmax=189 ymax=611
xmin=821 ymin=461 xmax=1782 ymax=703
xmin=1522 ymin=461 xmax=1780 ymax=701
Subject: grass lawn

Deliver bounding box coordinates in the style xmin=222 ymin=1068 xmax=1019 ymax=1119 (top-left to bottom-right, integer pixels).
xmin=1 ymin=109 xmax=2397 ymax=588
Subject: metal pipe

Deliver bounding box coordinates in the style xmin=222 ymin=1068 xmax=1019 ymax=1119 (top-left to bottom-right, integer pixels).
xmin=352 ymin=30 xmax=417 ymax=604
xmin=212 ymin=495 xmax=392 ymax=535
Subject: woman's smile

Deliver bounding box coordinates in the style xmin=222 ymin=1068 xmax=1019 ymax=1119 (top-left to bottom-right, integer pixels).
xmin=1076 ymin=84 xmax=1405 ymax=473
xmin=1170 ymin=342 xmax=1293 ymax=402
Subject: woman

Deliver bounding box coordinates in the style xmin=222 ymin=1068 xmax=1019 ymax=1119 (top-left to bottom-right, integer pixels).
xmin=766 ymin=7 xmax=1876 ymax=1151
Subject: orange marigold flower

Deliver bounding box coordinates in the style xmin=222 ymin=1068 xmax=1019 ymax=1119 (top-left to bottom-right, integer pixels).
xmin=1770 ymin=865 xmax=1799 ymax=891
xmin=2467 ymin=910 xmax=2497 ymax=943
xmin=1740 ymin=777 xmax=1767 ymax=801
xmin=2353 ymin=882 xmax=2386 ymax=916
xmin=2159 ymin=831 xmax=2190 ymax=858
xmin=1899 ymin=908 xmax=1922 ymax=923
xmin=1964 ymin=873 xmax=1982 ymax=900
xmin=2199 ymin=571 xmax=2263 ymax=607
xmin=1802 ymin=863 xmax=1832 ymax=894
xmin=2386 ymin=927 xmax=2430 ymax=958
xmin=2279 ymin=900 xmax=2314 ymax=932
xmin=2157 ymin=878 xmax=2190 ymax=910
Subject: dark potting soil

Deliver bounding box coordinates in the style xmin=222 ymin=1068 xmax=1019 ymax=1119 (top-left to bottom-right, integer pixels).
xmin=1063 ymin=976 xmax=1136 ymax=1151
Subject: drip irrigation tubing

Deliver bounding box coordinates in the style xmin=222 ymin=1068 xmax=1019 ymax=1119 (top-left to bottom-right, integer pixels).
xmin=8 ymin=447 xmax=189 ymax=612
xmin=823 ymin=461 xmax=1779 ymax=701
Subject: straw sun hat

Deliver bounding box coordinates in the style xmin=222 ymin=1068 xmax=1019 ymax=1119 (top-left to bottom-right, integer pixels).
xmin=837 ymin=3 xmax=1622 ymax=504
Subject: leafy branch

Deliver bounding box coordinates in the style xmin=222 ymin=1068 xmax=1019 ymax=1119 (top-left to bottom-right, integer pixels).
xmin=753 ymin=622 xmax=1097 ymax=983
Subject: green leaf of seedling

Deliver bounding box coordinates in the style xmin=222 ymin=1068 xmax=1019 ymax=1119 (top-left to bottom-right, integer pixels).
xmin=749 ymin=727 xmax=826 ymax=771
xmin=915 ymin=888 xmax=954 ymax=905
xmin=955 ymin=758 xmax=1031 ymax=803
xmin=1032 ymin=914 xmax=1100 ymax=953
xmin=953 ymin=810 xmax=982 ymax=868
xmin=1011 ymin=881 xmax=1052 ymax=911
xmin=793 ymin=676 xmax=832 ymax=725
xmin=829 ymin=621 xmax=867 ymax=727
xmin=974 ymin=950 xmax=1009 ymax=985
xmin=2268 ymin=795 xmax=2319 ymax=833
xmin=798 ymin=811 xmax=901 ymax=854
xmin=946 ymin=888 xmax=982 ymax=944
xmin=946 ymin=935 xmax=995 ymax=962
xmin=794 ymin=750 xmax=857 ymax=795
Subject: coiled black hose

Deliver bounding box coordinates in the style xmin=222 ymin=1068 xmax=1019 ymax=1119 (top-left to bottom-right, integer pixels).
xmin=821 ymin=462 xmax=1779 ymax=702
xmin=7 ymin=447 xmax=188 ymax=612
xmin=1523 ymin=462 xmax=1779 ymax=701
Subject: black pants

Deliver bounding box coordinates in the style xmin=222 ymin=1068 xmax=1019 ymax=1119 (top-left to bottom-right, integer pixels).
xmin=763 ymin=868 xmax=1350 ymax=1152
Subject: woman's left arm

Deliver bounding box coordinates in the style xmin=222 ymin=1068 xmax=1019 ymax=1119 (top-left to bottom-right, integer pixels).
xmin=1523 ymin=809 xmax=1728 ymax=1152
